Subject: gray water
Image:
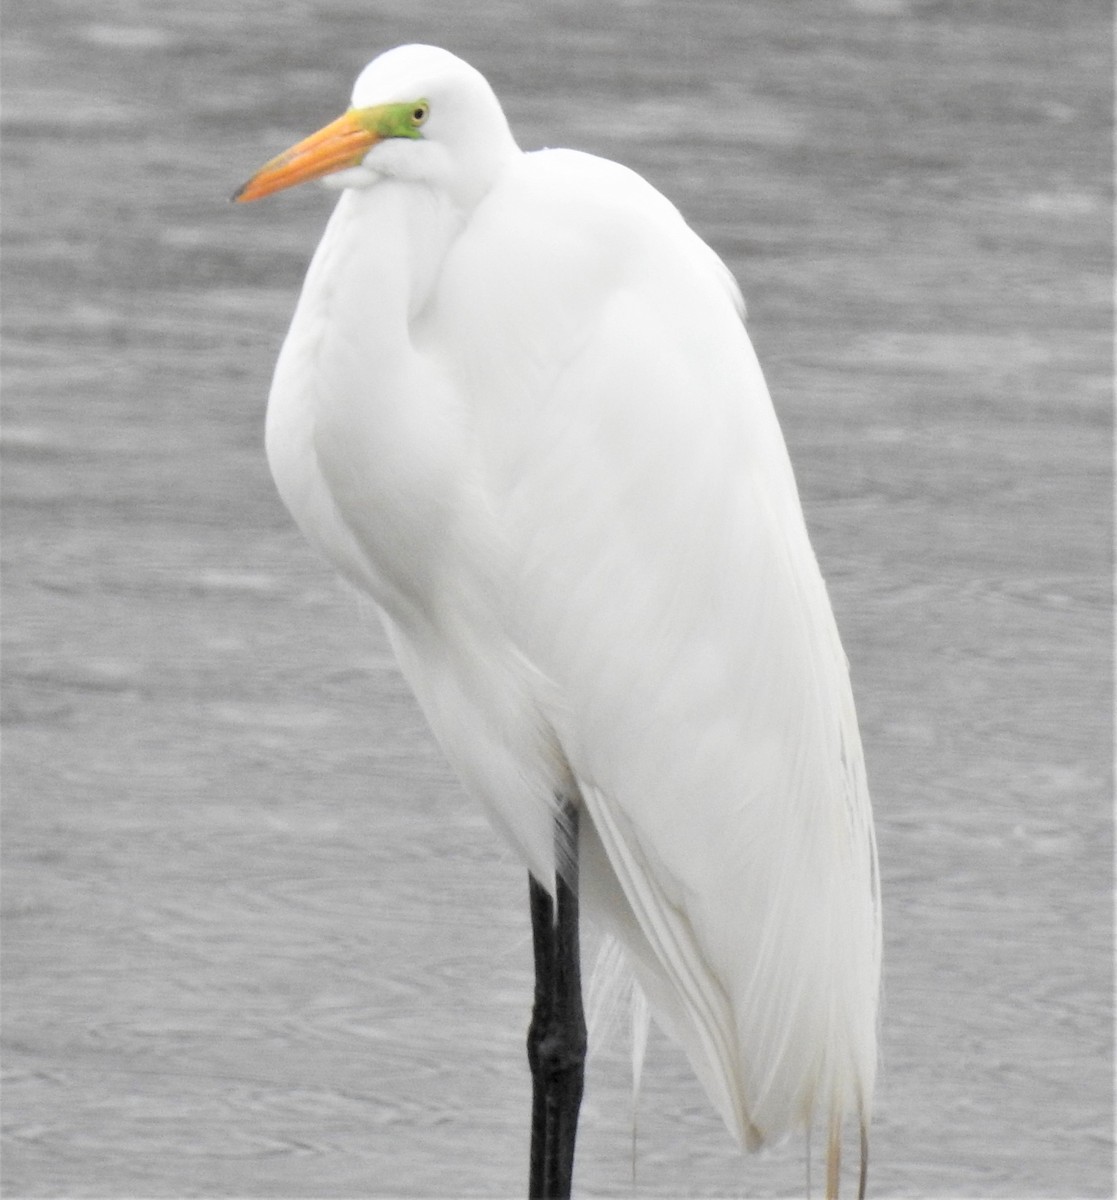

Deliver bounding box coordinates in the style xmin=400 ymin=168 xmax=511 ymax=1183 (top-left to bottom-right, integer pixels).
xmin=2 ymin=2 xmax=1112 ymax=1196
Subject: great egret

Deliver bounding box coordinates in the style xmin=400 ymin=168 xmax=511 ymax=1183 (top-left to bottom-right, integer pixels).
xmin=234 ymin=43 xmax=881 ymax=1199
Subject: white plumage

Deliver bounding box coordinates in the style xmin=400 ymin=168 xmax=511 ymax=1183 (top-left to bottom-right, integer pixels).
xmin=241 ymin=43 xmax=881 ymax=1190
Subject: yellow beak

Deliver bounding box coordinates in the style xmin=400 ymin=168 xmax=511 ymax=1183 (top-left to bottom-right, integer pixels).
xmin=233 ymin=109 xmax=382 ymax=202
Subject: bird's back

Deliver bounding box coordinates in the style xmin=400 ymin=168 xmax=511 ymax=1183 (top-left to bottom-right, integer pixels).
xmin=406 ymin=147 xmax=882 ymax=1158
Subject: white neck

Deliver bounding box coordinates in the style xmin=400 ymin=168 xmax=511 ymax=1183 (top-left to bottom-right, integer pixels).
xmin=265 ymin=177 xmax=473 ymax=622
xmin=329 ymin=179 xmax=464 ymax=338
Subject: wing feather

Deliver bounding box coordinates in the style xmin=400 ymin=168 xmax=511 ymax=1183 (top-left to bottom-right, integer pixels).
xmin=429 ymin=147 xmax=881 ymax=1152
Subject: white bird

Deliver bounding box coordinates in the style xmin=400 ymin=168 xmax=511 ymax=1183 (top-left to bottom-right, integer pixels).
xmin=235 ymin=43 xmax=881 ymax=1199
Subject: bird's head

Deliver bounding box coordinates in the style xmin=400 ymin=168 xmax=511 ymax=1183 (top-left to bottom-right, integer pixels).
xmin=233 ymin=45 xmax=519 ymax=208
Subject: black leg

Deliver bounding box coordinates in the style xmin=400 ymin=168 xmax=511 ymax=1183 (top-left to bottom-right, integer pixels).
xmin=528 ymin=874 xmax=555 ymax=1197
xmin=527 ymin=799 xmax=586 ymax=1200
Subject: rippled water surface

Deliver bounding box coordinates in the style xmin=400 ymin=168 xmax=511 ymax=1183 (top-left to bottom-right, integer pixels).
xmin=2 ymin=2 xmax=1112 ymax=1196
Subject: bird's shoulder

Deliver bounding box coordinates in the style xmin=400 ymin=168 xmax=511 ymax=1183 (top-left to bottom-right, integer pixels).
xmin=434 ymin=147 xmax=743 ymax=355
xmin=471 ymin=148 xmax=687 ymax=276
xmin=500 ymin=146 xmax=683 ymax=224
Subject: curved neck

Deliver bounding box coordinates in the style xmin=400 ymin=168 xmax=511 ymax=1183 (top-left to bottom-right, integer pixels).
xmin=322 ymin=180 xmax=463 ymax=345
xmin=268 ymin=177 xmax=471 ymax=623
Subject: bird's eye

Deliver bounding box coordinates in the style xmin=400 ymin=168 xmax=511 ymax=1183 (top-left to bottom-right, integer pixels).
xmin=411 ymin=102 xmax=430 ymax=126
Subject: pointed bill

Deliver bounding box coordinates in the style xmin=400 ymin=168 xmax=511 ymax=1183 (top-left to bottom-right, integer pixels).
xmin=232 ymin=109 xmax=382 ymax=203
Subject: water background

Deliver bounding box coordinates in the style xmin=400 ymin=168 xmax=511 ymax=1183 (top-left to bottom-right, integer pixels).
xmin=2 ymin=1 xmax=1112 ymax=1195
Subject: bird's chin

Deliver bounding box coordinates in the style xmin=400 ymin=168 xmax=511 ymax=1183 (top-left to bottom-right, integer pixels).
xmin=321 ymin=164 xmax=379 ymax=191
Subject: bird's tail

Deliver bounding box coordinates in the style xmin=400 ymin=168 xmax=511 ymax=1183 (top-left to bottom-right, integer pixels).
xmin=587 ymin=933 xmax=651 ymax=1161
xmin=824 ymin=1098 xmax=871 ymax=1200
xmin=859 ymin=1111 xmax=870 ymax=1200
xmin=591 ymin=931 xmax=873 ymax=1198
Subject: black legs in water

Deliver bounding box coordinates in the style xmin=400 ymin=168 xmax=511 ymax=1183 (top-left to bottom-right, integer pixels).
xmin=527 ymin=798 xmax=586 ymax=1200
